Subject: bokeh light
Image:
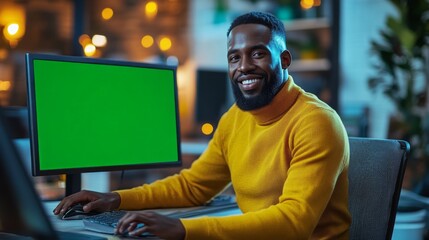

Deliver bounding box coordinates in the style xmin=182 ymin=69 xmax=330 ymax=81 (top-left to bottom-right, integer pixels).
xmin=79 ymin=34 xmax=91 ymax=47
xmin=101 ymin=8 xmax=114 ymax=20
xmin=201 ymin=123 xmax=214 ymax=135
xmin=141 ymin=35 xmax=154 ymax=48
xmin=84 ymin=44 xmax=96 ymax=57
xmin=145 ymin=1 xmax=158 ymax=19
xmin=159 ymin=37 xmax=172 ymax=51
xmin=92 ymin=34 xmax=107 ymax=47
xmin=6 ymin=23 xmax=19 ymax=35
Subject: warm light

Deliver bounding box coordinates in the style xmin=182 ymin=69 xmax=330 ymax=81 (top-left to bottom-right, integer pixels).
xmin=201 ymin=123 xmax=214 ymax=135
xmin=3 ymin=23 xmax=22 ymax=47
xmin=3 ymin=22 xmax=25 ymax=47
xmin=92 ymin=34 xmax=107 ymax=47
xmin=6 ymin=23 xmax=19 ymax=35
xmin=79 ymin=34 xmax=92 ymax=47
xmin=145 ymin=1 xmax=158 ymax=19
xmin=0 ymin=80 xmax=11 ymax=91
xmin=84 ymin=44 xmax=97 ymax=57
xmin=101 ymin=8 xmax=114 ymax=20
xmin=141 ymin=35 xmax=154 ymax=48
xmin=0 ymin=2 xmax=26 ymax=47
xmin=159 ymin=37 xmax=172 ymax=51
xmin=300 ymin=0 xmax=314 ymax=9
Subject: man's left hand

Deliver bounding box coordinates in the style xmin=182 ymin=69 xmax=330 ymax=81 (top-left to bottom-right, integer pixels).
xmin=115 ymin=211 xmax=185 ymax=240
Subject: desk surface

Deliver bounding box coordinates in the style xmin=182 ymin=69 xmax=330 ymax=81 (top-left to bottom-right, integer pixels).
xmin=43 ymin=201 xmax=242 ymax=239
xmin=43 ymin=201 xmax=112 ymax=239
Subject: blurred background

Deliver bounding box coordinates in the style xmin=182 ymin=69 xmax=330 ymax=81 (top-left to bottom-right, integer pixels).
xmin=1 ymin=0 xmax=429 ymax=237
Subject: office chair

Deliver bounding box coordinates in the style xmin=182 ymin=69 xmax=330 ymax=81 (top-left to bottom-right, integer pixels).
xmin=348 ymin=137 xmax=409 ymax=240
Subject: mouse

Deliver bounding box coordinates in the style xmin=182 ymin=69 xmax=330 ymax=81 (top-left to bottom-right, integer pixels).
xmin=60 ymin=204 xmax=99 ymax=220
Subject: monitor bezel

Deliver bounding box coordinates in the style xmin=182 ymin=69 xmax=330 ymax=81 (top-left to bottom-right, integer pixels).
xmin=25 ymin=53 xmax=182 ymax=176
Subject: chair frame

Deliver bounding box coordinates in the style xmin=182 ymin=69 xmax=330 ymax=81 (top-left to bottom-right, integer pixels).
xmin=348 ymin=137 xmax=409 ymax=240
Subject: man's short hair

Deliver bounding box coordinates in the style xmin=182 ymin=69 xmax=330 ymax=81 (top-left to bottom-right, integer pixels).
xmin=227 ymin=11 xmax=287 ymax=44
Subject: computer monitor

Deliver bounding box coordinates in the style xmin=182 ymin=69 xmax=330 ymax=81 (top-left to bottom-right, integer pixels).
xmin=25 ymin=53 xmax=182 ymax=195
xmin=195 ymin=68 xmax=231 ymax=137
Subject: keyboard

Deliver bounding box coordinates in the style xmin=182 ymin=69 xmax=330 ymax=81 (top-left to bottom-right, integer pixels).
xmin=82 ymin=198 xmax=238 ymax=236
xmin=83 ymin=211 xmax=127 ymax=234
xmin=83 ymin=211 xmax=152 ymax=237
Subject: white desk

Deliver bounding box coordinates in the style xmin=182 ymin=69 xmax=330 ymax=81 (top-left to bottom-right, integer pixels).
xmin=43 ymin=201 xmax=242 ymax=239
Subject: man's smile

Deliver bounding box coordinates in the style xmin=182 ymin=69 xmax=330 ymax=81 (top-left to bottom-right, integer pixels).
xmin=238 ymin=77 xmax=263 ymax=92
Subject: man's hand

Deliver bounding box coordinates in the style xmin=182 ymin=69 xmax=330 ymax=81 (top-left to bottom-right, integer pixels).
xmin=115 ymin=212 xmax=185 ymax=240
xmin=53 ymin=190 xmax=121 ymax=215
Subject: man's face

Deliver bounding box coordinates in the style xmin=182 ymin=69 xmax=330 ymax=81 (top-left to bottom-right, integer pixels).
xmin=227 ymin=24 xmax=290 ymax=111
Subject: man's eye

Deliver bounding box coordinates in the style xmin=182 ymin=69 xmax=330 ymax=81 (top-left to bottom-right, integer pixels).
xmin=253 ymin=51 xmax=265 ymax=58
xmin=229 ymin=55 xmax=239 ymax=63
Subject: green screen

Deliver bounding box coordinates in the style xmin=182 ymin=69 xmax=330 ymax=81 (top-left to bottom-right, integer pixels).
xmin=29 ymin=56 xmax=180 ymax=174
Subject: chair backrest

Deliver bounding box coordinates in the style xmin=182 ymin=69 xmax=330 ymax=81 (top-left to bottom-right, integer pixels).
xmin=348 ymin=137 xmax=409 ymax=240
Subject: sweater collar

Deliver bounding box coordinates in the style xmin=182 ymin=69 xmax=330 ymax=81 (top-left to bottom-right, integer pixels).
xmin=248 ymin=76 xmax=299 ymax=125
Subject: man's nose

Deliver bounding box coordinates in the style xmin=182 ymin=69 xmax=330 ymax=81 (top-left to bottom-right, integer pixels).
xmin=238 ymin=56 xmax=255 ymax=73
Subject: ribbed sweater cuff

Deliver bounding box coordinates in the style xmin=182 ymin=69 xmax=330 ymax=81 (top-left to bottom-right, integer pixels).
xmin=113 ymin=189 xmax=144 ymax=209
xmin=181 ymin=217 xmax=209 ymax=240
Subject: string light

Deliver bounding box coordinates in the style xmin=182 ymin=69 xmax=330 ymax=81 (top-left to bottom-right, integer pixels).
xmin=141 ymin=35 xmax=154 ymax=48
xmin=92 ymin=34 xmax=107 ymax=47
xmin=201 ymin=123 xmax=214 ymax=135
xmin=79 ymin=34 xmax=91 ymax=47
xmin=84 ymin=44 xmax=96 ymax=57
xmin=159 ymin=37 xmax=172 ymax=51
xmin=6 ymin=23 xmax=19 ymax=35
xmin=0 ymin=2 xmax=26 ymax=47
xmin=101 ymin=8 xmax=114 ymax=20
xmin=145 ymin=1 xmax=158 ymax=19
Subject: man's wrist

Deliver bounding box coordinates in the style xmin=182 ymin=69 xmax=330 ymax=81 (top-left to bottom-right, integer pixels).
xmin=108 ymin=192 xmax=121 ymax=210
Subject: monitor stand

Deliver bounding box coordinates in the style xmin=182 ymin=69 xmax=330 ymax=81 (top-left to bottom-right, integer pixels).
xmin=65 ymin=173 xmax=81 ymax=196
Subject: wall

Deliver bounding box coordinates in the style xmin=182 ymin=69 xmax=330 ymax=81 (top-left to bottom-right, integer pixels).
xmin=339 ymin=0 xmax=396 ymax=138
xmin=189 ymin=0 xmax=281 ymax=70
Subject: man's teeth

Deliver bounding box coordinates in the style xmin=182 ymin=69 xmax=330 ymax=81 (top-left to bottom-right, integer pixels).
xmin=241 ymin=79 xmax=258 ymax=85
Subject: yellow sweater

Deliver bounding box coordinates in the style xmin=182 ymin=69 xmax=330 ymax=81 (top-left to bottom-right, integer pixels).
xmin=116 ymin=76 xmax=351 ymax=239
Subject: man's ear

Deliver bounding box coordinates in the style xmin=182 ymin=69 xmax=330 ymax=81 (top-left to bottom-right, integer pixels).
xmin=280 ymin=50 xmax=292 ymax=69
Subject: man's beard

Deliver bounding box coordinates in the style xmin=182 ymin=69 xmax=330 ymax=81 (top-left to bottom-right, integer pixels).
xmin=231 ymin=79 xmax=278 ymax=111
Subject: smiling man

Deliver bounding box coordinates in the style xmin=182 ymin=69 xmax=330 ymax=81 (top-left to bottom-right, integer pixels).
xmin=227 ymin=20 xmax=289 ymax=111
xmin=54 ymin=11 xmax=351 ymax=240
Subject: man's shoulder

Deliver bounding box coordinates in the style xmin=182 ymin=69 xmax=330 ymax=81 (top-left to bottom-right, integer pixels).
xmin=295 ymin=91 xmax=336 ymax=114
xmin=288 ymin=93 xmax=344 ymax=128
xmin=216 ymin=104 xmax=252 ymax=128
xmin=220 ymin=103 xmax=245 ymax=117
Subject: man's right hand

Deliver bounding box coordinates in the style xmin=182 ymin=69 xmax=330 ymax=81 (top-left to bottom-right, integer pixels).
xmin=53 ymin=190 xmax=121 ymax=216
